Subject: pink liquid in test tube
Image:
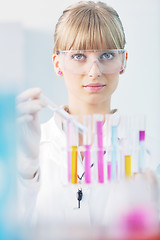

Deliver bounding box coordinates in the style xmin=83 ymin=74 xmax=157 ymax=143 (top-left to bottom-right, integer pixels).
xmin=97 ymin=121 xmax=104 ymax=183
xmin=84 ymin=145 xmax=91 ymax=184
xmin=107 ymin=162 xmax=111 ymax=181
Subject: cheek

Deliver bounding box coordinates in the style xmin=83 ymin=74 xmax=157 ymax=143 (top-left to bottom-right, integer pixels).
xmin=63 ymin=73 xmax=81 ymax=91
xmin=105 ymin=73 xmax=119 ymax=89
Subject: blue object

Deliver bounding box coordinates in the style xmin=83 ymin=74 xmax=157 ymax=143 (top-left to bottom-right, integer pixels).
xmin=0 ymin=92 xmax=18 ymax=239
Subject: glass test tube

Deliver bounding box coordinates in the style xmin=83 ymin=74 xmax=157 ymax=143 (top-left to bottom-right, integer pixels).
xmin=105 ymin=114 xmax=112 ymax=182
xmin=69 ymin=117 xmax=79 ymax=184
xmin=131 ymin=115 xmax=146 ymax=173
xmin=111 ymin=124 xmax=118 ymax=181
xmin=119 ymin=115 xmax=133 ymax=180
xmin=138 ymin=130 xmax=145 ymax=173
xmin=66 ymin=119 xmax=71 ymax=182
xmin=125 ymin=155 xmax=131 ymax=178
xmin=119 ymin=115 xmax=128 ymax=179
xmin=83 ymin=115 xmax=92 ymax=184
xmin=41 ymin=93 xmax=87 ymax=135
xmin=71 ymin=146 xmax=78 ymax=184
xmin=107 ymin=161 xmax=112 ymax=181
xmin=94 ymin=114 xmax=104 ymax=183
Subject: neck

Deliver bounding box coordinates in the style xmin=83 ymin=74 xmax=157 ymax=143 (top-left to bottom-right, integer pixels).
xmin=68 ymin=97 xmax=112 ymax=118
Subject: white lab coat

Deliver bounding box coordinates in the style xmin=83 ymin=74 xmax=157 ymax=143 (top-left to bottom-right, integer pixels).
xmin=18 ymin=111 xmax=160 ymax=227
xmin=32 ymin=112 xmax=116 ymax=226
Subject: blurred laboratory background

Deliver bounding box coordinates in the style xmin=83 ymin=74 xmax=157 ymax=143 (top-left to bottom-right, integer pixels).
xmin=0 ymin=0 xmax=160 ymax=141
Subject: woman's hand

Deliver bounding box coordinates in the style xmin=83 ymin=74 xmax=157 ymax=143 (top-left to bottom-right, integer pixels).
xmin=16 ymin=88 xmax=45 ymax=179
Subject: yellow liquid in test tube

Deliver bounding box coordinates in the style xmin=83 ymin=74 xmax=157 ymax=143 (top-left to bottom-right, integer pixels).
xmin=71 ymin=146 xmax=78 ymax=184
xmin=125 ymin=155 xmax=131 ymax=179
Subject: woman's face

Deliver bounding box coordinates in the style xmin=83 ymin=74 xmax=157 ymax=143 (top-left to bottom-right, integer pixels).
xmin=53 ymin=50 xmax=125 ymax=106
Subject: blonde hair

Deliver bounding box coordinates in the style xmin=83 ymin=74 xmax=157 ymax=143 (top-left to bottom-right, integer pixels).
xmin=53 ymin=1 xmax=126 ymax=53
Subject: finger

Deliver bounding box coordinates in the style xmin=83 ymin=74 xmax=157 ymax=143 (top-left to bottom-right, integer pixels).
xmin=17 ymin=88 xmax=42 ymax=103
xmin=17 ymin=99 xmax=45 ymax=115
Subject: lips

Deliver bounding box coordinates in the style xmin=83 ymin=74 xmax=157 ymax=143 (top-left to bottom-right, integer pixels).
xmin=83 ymin=83 xmax=106 ymax=92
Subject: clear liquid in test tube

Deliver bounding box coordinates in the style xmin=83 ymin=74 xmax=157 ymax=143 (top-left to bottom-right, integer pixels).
xmin=110 ymin=113 xmax=120 ymax=181
xmin=41 ymin=93 xmax=87 ymax=134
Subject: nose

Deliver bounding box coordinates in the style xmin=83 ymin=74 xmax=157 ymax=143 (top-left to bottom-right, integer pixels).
xmin=88 ymin=60 xmax=101 ymax=78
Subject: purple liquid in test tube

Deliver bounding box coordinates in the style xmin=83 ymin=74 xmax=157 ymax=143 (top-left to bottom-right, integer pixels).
xmin=139 ymin=130 xmax=145 ymax=141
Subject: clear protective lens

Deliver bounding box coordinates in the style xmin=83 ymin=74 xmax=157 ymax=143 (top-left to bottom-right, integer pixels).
xmin=59 ymin=49 xmax=126 ymax=75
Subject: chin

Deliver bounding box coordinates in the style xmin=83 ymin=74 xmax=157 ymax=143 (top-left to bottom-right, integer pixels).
xmin=85 ymin=96 xmax=108 ymax=105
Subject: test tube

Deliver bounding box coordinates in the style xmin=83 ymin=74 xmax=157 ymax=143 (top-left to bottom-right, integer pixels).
xmin=107 ymin=161 xmax=112 ymax=181
xmin=71 ymin=146 xmax=78 ymax=184
xmin=104 ymin=114 xmax=112 ymax=182
xmin=125 ymin=155 xmax=131 ymax=179
xmin=84 ymin=145 xmax=91 ymax=184
xmin=135 ymin=115 xmax=146 ymax=173
xmin=119 ymin=115 xmax=132 ymax=179
xmin=138 ymin=130 xmax=145 ymax=173
xmin=66 ymin=119 xmax=71 ymax=182
xmin=83 ymin=115 xmax=92 ymax=184
xmin=111 ymin=124 xmax=118 ymax=181
xmin=70 ymin=117 xmax=79 ymax=184
xmin=118 ymin=115 xmax=127 ymax=179
xmin=94 ymin=114 xmax=104 ymax=183
xmin=41 ymin=93 xmax=87 ymax=134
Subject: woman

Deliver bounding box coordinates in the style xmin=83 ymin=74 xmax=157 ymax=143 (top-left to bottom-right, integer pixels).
xmin=17 ymin=1 xmax=138 ymax=226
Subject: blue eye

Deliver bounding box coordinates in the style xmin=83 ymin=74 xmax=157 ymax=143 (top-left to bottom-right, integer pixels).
xmin=99 ymin=52 xmax=115 ymax=61
xmin=71 ymin=54 xmax=87 ymax=61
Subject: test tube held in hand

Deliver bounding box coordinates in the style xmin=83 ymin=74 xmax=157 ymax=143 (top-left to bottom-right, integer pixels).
xmin=41 ymin=93 xmax=87 ymax=134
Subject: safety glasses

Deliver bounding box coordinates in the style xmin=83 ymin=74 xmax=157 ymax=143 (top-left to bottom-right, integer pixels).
xmin=57 ymin=49 xmax=126 ymax=75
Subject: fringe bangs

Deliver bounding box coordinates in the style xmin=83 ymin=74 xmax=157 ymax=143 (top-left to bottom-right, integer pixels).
xmin=54 ymin=3 xmax=126 ymax=52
